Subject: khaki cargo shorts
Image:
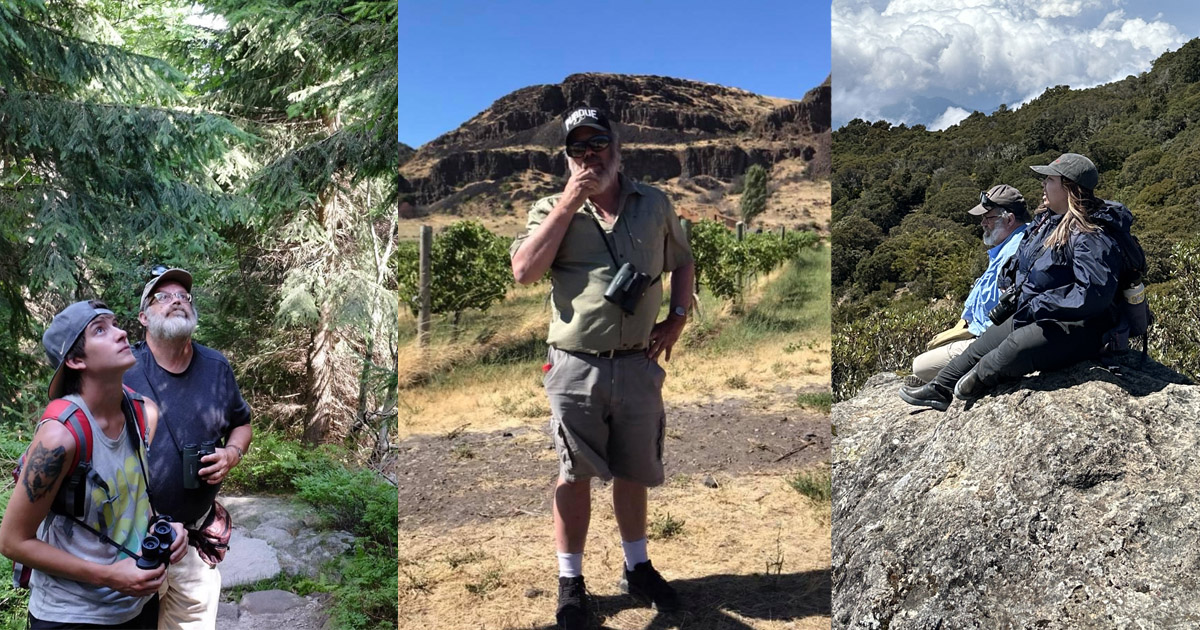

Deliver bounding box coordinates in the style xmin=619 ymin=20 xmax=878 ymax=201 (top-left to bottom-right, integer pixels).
xmin=543 ymin=346 xmax=667 ymax=487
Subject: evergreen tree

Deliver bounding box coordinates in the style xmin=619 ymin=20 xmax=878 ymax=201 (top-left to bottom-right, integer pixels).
xmin=0 ymin=0 xmax=245 ymax=417
xmin=741 ymin=163 xmax=770 ymax=225
xmin=190 ymin=0 xmax=399 ymax=444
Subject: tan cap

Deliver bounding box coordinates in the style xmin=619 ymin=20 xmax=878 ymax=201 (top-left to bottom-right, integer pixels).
xmin=140 ymin=267 xmax=193 ymax=311
xmin=969 ymin=184 xmax=1028 ymax=219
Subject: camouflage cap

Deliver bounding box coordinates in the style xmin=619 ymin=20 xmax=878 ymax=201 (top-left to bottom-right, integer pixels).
xmin=1031 ymin=153 xmax=1099 ymax=191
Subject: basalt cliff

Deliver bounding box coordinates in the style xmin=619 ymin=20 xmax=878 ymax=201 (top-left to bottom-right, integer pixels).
xmin=833 ymin=355 xmax=1199 ymax=629
xmin=399 ymin=73 xmax=830 ymax=230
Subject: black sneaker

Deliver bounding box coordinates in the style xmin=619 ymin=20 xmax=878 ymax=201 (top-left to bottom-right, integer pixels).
xmin=619 ymin=560 xmax=680 ymax=612
xmin=954 ymin=366 xmax=984 ymax=401
xmin=898 ymin=382 xmax=952 ymax=412
xmin=556 ymin=576 xmax=589 ymax=630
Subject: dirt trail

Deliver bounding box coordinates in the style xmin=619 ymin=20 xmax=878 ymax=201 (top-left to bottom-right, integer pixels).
xmin=399 ymin=393 xmax=829 ymax=529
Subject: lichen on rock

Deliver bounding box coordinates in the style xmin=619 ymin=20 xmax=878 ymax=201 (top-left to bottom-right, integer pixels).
xmin=833 ymin=354 xmax=1198 ymax=629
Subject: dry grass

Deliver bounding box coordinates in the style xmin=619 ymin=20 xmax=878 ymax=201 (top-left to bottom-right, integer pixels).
xmin=400 ymin=256 xmax=829 ymax=439
xmin=398 ymin=474 xmax=830 ymax=629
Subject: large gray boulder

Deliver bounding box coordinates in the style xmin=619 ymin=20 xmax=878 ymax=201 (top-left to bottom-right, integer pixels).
xmin=833 ymin=356 xmax=1198 ymax=629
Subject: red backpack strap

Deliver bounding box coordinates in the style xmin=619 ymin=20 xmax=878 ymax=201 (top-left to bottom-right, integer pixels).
xmin=39 ymin=399 xmax=91 ymax=472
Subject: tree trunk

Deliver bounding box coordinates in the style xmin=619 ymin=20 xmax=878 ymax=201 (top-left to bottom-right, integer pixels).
xmin=303 ymin=114 xmax=343 ymax=444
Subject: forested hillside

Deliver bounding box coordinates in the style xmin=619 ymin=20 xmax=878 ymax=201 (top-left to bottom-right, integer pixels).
xmin=832 ymin=38 xmax=1200 ymax=399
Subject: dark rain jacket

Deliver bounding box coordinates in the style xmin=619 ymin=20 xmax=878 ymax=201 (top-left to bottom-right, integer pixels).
xmin=1007 ymin=201 xmax=1130 ymax=329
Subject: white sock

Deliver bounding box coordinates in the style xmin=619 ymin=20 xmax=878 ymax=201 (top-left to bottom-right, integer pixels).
xmin=557 ymin=552 xmax=583 ymax=578
xmin=621 ymin=538 xmax=648 ymax=570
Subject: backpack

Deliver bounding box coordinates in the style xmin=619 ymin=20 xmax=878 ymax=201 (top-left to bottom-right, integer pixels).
xmin=1100 ymin=212 xmax=1153 ymax=355
xmin=10 ymin=387 xmax=148 ymax=588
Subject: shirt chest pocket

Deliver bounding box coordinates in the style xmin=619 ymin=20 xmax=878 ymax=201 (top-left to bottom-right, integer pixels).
xmin=558 ymin=215 xmax=613 ymax=266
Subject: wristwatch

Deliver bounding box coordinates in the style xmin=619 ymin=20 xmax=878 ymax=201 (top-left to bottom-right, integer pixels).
xmin=670 ymin=305 xmax=687 ymax=318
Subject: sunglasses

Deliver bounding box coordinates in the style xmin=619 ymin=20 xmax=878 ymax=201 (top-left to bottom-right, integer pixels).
xmin=565 ymin=135 xmax=611 ymax=158
xmin=979 ymin=190 xmax=1000 ymax=208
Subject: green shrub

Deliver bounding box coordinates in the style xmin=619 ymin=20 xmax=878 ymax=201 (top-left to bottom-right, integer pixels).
xmin=833 ymin=299 xmax=961 ymax=401
xmin=796 ymin=391 xmax=833 ymax=414
xmin=789 ymin=469 xmax=831 ymax=502
xmin=224 ymin=430 xmax=336 ymax=494
xmin=296 ymin=467 xmax=398 ymax=549
xmin=326 ymin=541 xmax=398 ymax=629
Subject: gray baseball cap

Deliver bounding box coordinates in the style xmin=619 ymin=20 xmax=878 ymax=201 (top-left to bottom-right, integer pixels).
xmin=1031 ymin=153 xmax=1099 ymax=191
xmin=43 ymin=301 xmax=114 ymax=400
xmin=969 ymin=184 xmax=1028 ymax=219
xmin=140 ymin=267 xmax=193 ymax=311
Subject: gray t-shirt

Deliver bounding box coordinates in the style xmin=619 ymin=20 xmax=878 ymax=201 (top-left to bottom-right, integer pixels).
xmin=28 ymin=395 xmax=152 ymax=625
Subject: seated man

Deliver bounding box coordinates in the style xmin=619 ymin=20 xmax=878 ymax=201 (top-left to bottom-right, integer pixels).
xmin=908 ymin=185 xmax=1029 ymax=385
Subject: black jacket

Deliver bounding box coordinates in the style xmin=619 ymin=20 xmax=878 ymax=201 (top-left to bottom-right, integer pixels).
xmin=1009 ymin=201 xmax=1130 ymax=329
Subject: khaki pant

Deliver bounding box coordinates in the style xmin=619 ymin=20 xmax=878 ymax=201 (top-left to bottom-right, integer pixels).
xmin=911 ymin=339 xmax=975 ymax=383
xmin=157 ymin=543 xmax=221 ymax=630
xmin=544 ymin=346 xmax=667 ymax=487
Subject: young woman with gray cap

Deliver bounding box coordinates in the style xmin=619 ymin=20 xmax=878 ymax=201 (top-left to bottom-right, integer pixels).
xmin=899 ymin=152 xmax=1143 ymax=410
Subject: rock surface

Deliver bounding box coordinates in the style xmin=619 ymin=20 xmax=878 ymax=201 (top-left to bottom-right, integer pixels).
xmin=222 ymin=495 xmax=356 ymax=582
xmin=217 ymin=592 xmax=332 ymax=630
xmin=832 ymin=356 xmax=1199 ymax=629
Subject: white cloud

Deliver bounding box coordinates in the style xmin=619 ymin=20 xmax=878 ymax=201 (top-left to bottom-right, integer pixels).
xmin=833 ymin=0 xmax=1187 ymax=128
xmin=930 ymin=106 xmax=971 ymax=130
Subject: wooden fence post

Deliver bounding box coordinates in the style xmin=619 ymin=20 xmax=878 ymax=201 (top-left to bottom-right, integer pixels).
xmin=418 ymin=225 xmax=432 ymax=348
xmin=736 ymin=221 xmax=745 ymax=241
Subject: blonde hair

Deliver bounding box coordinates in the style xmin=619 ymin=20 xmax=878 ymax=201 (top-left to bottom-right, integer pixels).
xmin=1043 ymin=179 xmax=1102 ymax=251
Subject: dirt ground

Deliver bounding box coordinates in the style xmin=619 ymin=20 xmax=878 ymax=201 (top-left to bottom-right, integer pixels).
xmin=399 ymin=394 xmax=829 ymax=529
xmin=398 ymin=393 xmax=831 ymax=629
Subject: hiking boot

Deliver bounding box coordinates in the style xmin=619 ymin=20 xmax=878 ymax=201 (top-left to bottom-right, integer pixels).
xmin=954 ymin=366 xmax=984 ymax=401
xmin=903 ymin=374 xmax=926 ymax=387
xmin=620 ymin=560 xmax=680 ymax=612
xmin=556 ymin=576 xmax=589 ymax=630
xmin=898 ymin=382 xmax=952 ymax=412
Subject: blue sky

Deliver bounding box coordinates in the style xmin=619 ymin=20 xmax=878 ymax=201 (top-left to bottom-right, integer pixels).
xmin=832 ymin=0 xmax=1200 ymax=130
xmin=399 ymin=1 xmax=831 ymax=147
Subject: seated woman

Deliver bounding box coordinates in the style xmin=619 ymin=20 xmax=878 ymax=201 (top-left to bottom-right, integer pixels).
xmin=900 ymin=153 xmax=1132 ymax=411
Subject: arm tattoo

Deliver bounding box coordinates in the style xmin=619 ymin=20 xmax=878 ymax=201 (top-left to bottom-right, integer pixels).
xmin=23 ymin=443 xmax=67 ymax=503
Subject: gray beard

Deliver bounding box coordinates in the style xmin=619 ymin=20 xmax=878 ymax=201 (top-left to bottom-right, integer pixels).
xmin=147 ymin=310 xmax=197 ymax=341
xmin=983 ymin=228 xmax=1003 ymax=247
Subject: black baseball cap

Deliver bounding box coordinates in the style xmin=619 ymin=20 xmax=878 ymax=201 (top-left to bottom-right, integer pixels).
xmin=563 ymin=107 xmax=611 ymax=138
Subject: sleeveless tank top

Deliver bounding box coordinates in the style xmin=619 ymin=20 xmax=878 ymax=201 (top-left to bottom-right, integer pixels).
xmin=27 ymin=394 xmax=152 ymax=625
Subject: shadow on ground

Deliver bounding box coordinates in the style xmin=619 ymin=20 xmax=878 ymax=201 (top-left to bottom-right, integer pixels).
xmin=526 ymin=569 xmax=831 ymax=630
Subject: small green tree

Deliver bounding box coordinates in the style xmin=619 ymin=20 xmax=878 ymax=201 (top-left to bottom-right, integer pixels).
xmin=740 ymin=164 xmax=770 ymax=225
xmin=397 ymin=221 xmax=513 ymax=340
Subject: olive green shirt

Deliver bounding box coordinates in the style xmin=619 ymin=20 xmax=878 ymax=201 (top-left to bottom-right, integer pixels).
xmin=510 ymin=174 xmax=693 ymax=353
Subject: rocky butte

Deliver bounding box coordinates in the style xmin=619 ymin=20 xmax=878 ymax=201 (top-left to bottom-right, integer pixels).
xmin=398 ymin=72 xmax=830 ymax=227
xmin=832 ymin=355 xmax=1199 ymax=629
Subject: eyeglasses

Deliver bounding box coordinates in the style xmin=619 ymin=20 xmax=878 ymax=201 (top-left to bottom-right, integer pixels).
xmin=153 ymin=291 xmax=192 ymax=304
xmin=565 ymin=135 xmax=611 ymax=158
xmin=980 ymin=190 xmax=1000 ymax=209
xmin=981 ymin=213 xmax=1005 ymax=225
